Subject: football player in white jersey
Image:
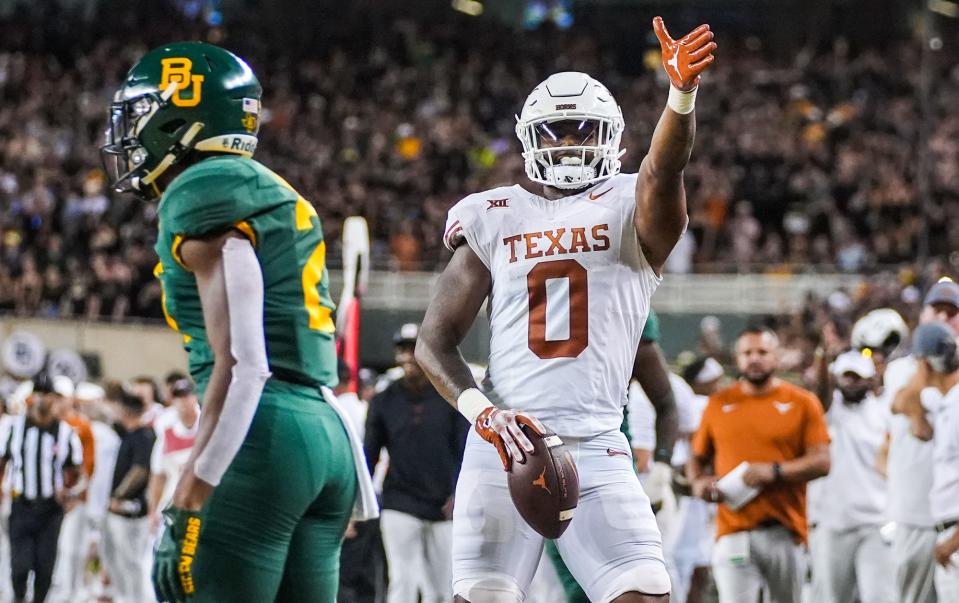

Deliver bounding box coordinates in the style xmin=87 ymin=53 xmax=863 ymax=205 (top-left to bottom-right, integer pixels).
xmin=415 ymin=16 xmax=716 ymax=603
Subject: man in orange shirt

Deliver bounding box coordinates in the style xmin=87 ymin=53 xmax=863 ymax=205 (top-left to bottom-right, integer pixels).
xmin=688 ymin=326 xmax=830 ymax=603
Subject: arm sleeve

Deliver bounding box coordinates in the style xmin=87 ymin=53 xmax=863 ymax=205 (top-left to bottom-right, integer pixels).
xmin=363 ymin=394 xmax=386 ymax=476
xmin=193 ymin=238 xmax=273 ymax=486
xmin=802 ymin=392 xmax=832 ymax=450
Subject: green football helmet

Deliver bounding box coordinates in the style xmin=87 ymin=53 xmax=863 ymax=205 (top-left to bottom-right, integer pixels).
xmin=100 ymin=41 xmax=262 ymax=200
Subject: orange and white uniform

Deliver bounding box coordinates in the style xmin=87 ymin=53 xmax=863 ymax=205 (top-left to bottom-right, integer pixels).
xmin=444 ymin=173 xmax=660 ymax=437
xmin=446 ymin=174 xmax=669 ymax=602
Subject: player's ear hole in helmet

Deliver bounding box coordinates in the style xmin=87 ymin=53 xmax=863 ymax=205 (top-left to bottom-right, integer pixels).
xmin=100 ymin=41 xmax=262 ymax=201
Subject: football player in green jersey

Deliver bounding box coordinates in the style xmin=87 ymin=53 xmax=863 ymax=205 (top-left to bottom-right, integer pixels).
xmin=102 ymin=42 xmax=377 ymax=602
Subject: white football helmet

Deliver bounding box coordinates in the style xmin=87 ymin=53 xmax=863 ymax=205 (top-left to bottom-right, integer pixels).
xmin=516 ymin=72 xmax=625 ymax=190
xmin=851 ymin=308 xmax=909 ymax=355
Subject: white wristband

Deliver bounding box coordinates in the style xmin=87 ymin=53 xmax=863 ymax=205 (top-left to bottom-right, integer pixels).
xmin=457 ymin=388 xmax=493 ymax=424
xmin=667 ymin=84 xmax=697 ymax=115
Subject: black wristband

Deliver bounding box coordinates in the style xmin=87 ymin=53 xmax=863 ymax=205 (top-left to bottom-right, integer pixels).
xmin=654 ymin=448 xmax=673 ymax=464
xmin=772 ymin=462 xmax=783 ymax=482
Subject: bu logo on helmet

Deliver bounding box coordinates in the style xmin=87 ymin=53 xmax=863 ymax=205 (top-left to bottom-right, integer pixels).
xmin=159 ymin=58 xmax=205 ymax=107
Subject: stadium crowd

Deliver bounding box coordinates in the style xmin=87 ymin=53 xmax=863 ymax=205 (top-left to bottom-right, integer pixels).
xmin=0 ymin=7 xmax=958 ymax=321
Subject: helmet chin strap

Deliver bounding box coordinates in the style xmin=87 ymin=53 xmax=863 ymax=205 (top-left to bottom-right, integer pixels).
xmin=136 ymin=121 xmax=206 ymax=194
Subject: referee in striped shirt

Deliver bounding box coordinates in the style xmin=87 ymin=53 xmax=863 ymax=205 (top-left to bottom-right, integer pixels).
xmin=0 ymin=373 xmax=82 ymax=603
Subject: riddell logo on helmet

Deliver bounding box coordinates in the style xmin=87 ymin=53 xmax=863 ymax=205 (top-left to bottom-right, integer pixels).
xmin=219 ymin=137 xmax=257 ymax=154
xmin=555 ymin=103 xmax=576 ymax=110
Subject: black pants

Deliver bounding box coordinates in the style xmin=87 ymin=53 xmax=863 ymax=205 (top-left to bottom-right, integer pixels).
xmin=338 ymin=518 xmax=385 ymax=603
xmin=9 ymin=498 xmax=63 ymax=603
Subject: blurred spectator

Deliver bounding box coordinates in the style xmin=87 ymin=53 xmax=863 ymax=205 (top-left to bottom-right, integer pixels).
xmin=78 ymin=382 xmax=122 ymax=601
xmin=688 ymin=327 xmax=830 ymax=603
xmin=337 ymin=360 xmax=384 ymax=603
xmin=672 ymin=357 xmax=725 ymax=603
xmin=102 ymin=386 xmax=154 ymax=603
xmin=910 ymin=323 xmax=959 ymax=601
xmin=885 ymin=281 xmax=959 ymax=603
xmin=0 ymin=373 xmax=82 ymax=603
xmin=363 ymin=323 xmax=468 ymax=603
xmin=48 ymin=376 xmax=97 ymax=603
xmin=161 ymin=370 xmax=188 ymax=405
xmin=808 ymin=351 xmax=894 ymax=603
xmin=146 ymin=378 xmax=199 ymax=531
xmin=130 ymin=375 xmax=165 ymax=424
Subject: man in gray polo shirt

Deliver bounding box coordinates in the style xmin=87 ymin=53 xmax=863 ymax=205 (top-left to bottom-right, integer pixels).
xmin=887 ymin=279 xmax=959 ymax=603
xmin=908 ymin=322 xmax=959 ymax=601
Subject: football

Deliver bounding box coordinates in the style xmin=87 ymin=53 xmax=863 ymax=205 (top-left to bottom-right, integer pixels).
xmin=507 ymin=425 xmax=580 ymax=539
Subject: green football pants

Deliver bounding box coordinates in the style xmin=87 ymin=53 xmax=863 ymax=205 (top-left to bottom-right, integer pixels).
xmin=190 ymin=381 xmax=357 ymax=602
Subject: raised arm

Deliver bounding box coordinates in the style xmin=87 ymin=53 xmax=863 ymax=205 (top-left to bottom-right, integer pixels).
xmin=635 ymin=17 xmax=716 ymax=273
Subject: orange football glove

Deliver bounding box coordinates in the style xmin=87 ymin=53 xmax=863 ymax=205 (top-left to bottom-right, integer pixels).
xmin=653 ymin=16 xmax=717 ymax=91
xmin=475 ymin=407 xmax=547 ymax=471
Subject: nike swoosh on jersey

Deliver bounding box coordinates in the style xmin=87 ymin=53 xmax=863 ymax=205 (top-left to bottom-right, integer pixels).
xmin=606 ymin=447 xmax=630 ymax=457
xmin=589 ymin=188 xmax=613 ymax=200
xmin=721 ymin=404 xmax=737 ymax=413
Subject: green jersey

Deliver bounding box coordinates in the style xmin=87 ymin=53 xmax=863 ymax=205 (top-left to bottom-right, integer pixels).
xmin=641 ymin=308 xmax=660 ymax=343
xmin=154 ymin=156 xmax=337 ymax=391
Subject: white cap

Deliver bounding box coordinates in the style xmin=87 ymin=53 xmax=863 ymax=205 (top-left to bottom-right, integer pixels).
xmin=74 ymin=381 xmax=106 ymax=402
xmin=393 ymin=323 xmax=420 ymax=344
xmin=832 ymin=350 xmax=876 ymax=378
xmin=17 ymin=375 xmax=75 ymax=400
xmin=694 ymin=357 xmax=724 ymax=384
xmin=52 ymin=375 xmax=74 ymax=398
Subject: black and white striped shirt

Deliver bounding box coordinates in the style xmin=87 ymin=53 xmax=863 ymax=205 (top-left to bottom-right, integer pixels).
xmin=0 ymin=415 xmax=82 ymax=501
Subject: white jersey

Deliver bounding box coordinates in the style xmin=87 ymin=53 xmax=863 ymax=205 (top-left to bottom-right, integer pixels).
xmin=87 ymin=420 xmax=121 ymax=521
xmin=151 ymin=407 xmax=199 ymax=511
xmin=882 ymin=355 xmax=936 ymax=527
xmin=445 ymin=173 xmax=661 ymax=438
xmin=626 ymin=373 xmax=703 ymax=466
xmin=930 ymin=382 xmax=959 ymax=523
xmin=815 ymin=390 xmax=890 ymax=531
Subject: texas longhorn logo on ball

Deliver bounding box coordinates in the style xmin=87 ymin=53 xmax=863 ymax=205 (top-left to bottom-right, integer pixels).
xmin=532 ymin=467 xmax=551 ymax=494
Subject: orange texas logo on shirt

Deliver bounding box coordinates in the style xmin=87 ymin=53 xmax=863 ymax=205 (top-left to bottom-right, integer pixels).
xmin=502 ymin=224 xmax=610 ymax=263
